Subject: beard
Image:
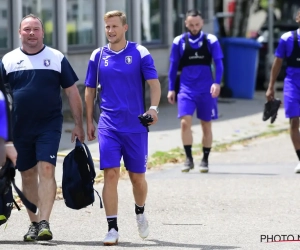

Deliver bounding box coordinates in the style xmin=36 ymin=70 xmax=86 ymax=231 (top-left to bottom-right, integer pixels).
xmin=187 ymin=28 xmax=202 ymax=36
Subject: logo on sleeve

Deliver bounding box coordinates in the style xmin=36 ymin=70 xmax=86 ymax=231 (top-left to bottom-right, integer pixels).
xmin=125 ymin=56 xmax=132 ymax=64
xmin=44 ymin=59 xmax=51 ymax=67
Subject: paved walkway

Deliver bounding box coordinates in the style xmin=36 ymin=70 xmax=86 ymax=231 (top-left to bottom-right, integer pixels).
xmin=1 ymin=122 xmax=299 ymax=250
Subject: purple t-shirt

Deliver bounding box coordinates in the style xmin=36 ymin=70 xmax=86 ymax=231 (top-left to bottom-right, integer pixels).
xmin=0 ymin=91 xmax=8 ymax=140
xmin=85 ymin=41 xmax=158 ymax=133
xmin=275 ymin=30 xmax=300 ymax=95
xmin=169 ymin=31 xmax=223 ymax=95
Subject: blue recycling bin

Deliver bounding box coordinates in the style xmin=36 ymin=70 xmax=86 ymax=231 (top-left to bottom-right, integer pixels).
xmin=222 ymin=38 xmax=262 ymax=99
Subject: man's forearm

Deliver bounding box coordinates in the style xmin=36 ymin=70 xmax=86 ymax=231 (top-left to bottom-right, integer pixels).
xmin=269 ymin=58 xmax=283 ymax=88
xmin=67 ymin=88 xmax=83 ymax=127
xmin=148 ymin=80 xmax=161 ymax=106
xmin=85 ymin=87 xmax=96 ymax=124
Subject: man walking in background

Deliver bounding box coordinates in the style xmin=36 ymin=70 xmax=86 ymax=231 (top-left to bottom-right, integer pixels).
xmin=167 ymin=10 xmax=224 ymax=173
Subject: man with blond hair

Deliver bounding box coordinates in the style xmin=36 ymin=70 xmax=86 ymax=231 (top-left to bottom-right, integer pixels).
xmin=0 ymin=14 xmax=85 ymax=241
xmin=85 ymin=10 xmax=161 ymax=245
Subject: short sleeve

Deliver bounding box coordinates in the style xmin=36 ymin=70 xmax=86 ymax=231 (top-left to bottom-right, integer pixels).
xmin=137 ymin=45 xmax=158 ymax=80
xmin=275 ymin=38 xmax=287 ymax=58
xmin=60 ymin=57 xmax=79 ymax=89
xmin=85 ymin=48 xmax=101 ymax=88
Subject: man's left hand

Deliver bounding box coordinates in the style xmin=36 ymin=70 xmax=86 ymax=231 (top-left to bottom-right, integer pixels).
xmin=71 ymin=125 xmax=85 ymax=143
xmin=144 ymin=109 xmax=158 ymax=126
xmin=210 ymin=83 xmax=220 ymax=98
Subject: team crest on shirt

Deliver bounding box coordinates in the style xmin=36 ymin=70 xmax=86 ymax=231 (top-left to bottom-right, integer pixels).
xmin=198 ymin=41 xmax=203 ymax=47
xmin=44 ymin=59 xmax=51 ymax=67
xmin=125 ymin=56 xmax=132 ymax=64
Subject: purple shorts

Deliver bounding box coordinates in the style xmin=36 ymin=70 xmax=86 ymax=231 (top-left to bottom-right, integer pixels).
xmin=177 ymin=92 xmax=218 ymax=121
xmin=284 ymin=93 xmax=300 ymax=118
xmin=98 ymin=129 xmax=148 ymax=173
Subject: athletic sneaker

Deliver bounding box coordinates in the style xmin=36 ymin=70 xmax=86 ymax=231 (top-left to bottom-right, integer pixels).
xmin=199 ymin=159 xmax=209 ymax=173
xmin=136 ymin=214 xmax=149 ymax=239
xmin=262 ymin=99 xmax=281 ymax=123
xmin=37 ymin=220 xmax=53 ymax=241
xmin=181 ymin=158 xmax=194 ymax=172
xmin=103 ymin=228 xmax=119 ymax=246
xmin=23 ymin=222 xmax=39 ymax=241
xmin=295 ymin=163 xmax=300 ymax=174
xmin=0 ymin=215 xmax=7 ymax=226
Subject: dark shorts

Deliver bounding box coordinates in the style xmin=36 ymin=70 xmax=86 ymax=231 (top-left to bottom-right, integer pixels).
xmin=177 ymin=92 xmax=218 ymax=121
xmin=14 ymin=130 xmax=62 ymax=172
xmin=98 ymin=129 xmax=148 ymax=174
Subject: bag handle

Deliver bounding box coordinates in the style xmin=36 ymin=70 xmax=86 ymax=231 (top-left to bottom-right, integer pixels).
xmin=96 ymin=47 xmax=103 ymax=97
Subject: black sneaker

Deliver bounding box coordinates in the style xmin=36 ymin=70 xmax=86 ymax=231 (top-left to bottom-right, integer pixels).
xmin=0 ymin=215 xmax=7 ymax=226
xmin=181 ymin=158 xmax=194 ymax=172
xmin=262 ymin=99 xmax=281 ymax=123
xmin=199 ymin=159 xmax=209 ymax=173
xmin=270 ymin=99 xmax=281 ymax=124
xmin=24 ymin=222 xmax=39 ymax=242
xmin=37 ymin=220 xmax=53 ymax=241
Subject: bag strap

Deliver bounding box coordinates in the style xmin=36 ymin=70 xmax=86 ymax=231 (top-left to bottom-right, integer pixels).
xmin=96 ymin=47 xmax=104 ymax=96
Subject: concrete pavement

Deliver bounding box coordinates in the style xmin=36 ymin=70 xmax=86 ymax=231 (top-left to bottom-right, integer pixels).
xmin=1 ymin=123 xmax=300 ymax=249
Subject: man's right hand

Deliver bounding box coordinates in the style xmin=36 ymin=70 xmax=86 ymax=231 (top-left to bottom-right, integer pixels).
xmin=87 ymin=122 xmax=96 ymax=141
xmin=266 ymin=86 xmax=275 ymax=101
xmin=167 ymin=91 xmax=176 ymax=104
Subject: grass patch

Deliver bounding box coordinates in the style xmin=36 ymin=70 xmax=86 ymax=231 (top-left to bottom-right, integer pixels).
xmin=145 ymin=128 xmax=289 ymax=168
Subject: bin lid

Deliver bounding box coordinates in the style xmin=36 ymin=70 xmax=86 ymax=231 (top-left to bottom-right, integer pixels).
xmin=221 ymin=37 xmax=262 ymax=48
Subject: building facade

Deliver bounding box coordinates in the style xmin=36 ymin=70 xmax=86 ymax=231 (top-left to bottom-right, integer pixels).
xmin=1 ymin=0 xmax=214 ymax=109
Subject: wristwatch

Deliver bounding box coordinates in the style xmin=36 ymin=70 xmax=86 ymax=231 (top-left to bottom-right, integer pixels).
xmin=149 ymin=106 xmax=159 ymax=114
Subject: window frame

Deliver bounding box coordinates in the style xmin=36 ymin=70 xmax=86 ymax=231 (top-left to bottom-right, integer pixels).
xmin=67 ymin=0 xmax=98 ymax=52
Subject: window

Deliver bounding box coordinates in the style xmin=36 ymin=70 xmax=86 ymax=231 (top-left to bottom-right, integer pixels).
xmin=105 ymin=0 xmax=132 ymax=41
xmin=141 ymin=0 xmax=163 ymax=44
xmin=173 ymin=0 xmax=188 ymax=37
xmin=0 ymin=0 xmax=10 ymax=50
xmin=67 ymin=0 xmax=96 ymax=47
xmin=193 ymin=0 xmax=209 ymax=21
xmin=22 ymin=0 xmax=56 ymax=47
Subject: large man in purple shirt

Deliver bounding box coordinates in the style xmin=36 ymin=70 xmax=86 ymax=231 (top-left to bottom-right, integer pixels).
xmin=266 ymin=10 xmax=300 ymax=173
xmin=84 ymin=10 xmax=161 ymax=246
xmin=167 ymin=10 xmax=224 ymax=173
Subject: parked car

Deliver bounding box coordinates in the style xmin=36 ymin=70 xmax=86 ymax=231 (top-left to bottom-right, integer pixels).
xmin=255 ymin=22 xmax=299 ymax=90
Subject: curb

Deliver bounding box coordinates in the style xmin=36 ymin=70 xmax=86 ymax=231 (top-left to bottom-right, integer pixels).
xmin=212 ymin=127 xmax=289 ymax=147
xmin=56 ymin=126 xmax=289 ymax=164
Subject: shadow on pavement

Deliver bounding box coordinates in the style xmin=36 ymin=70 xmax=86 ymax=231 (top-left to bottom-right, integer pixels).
xmin=0 ymin=239 xmax=240 ymax=249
